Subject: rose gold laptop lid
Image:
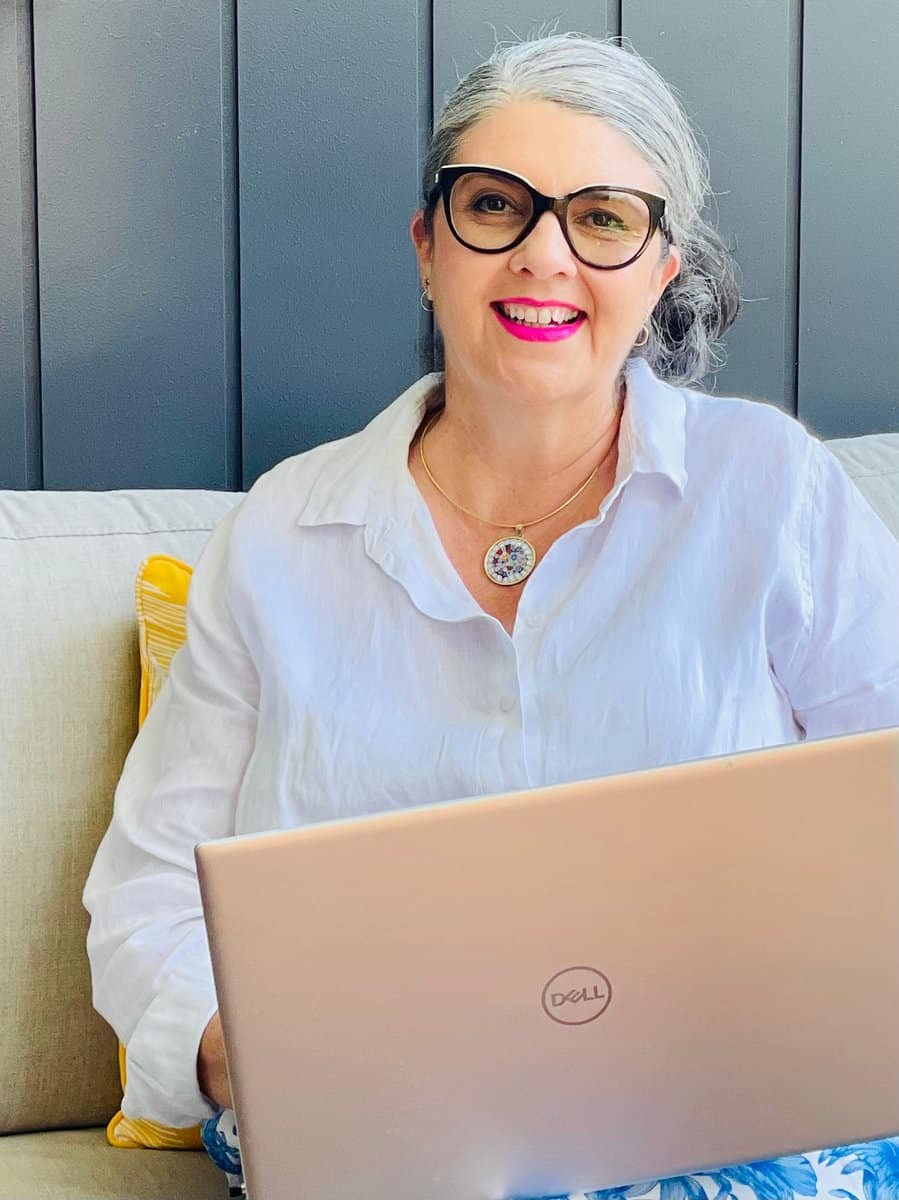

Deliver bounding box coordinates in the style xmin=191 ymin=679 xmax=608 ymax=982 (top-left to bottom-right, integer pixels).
xmin=196 ymin=726 xmax=899 ymax=1200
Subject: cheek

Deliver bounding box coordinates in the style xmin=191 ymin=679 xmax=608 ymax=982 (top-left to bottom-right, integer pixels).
xmin=440 ymin=291 xmax=484 ymax=334
xmin=435 ymin=259 xmax=495 ymax=328
xmin=587 ymin=276 xmax=649 ymax=326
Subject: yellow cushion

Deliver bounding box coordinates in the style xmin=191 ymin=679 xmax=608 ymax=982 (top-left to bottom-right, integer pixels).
xmin=107 ymin=555 xmax=202 ymax=1150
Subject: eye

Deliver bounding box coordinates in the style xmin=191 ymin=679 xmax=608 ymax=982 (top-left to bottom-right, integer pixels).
xmin=471 ymin=192 xmax=523 ymax=215
xmin=581 ymin=208 xmax=628 ymax=230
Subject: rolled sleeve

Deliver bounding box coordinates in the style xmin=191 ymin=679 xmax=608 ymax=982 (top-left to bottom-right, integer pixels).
xmin=83 ymin=500 xmax=259 ymax=1127
xmin=778 ymin=436 xmax=899 ymax=739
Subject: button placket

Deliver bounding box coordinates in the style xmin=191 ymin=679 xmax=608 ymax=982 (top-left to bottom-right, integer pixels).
xmin=475 ymin=636 xmax=527 ymax=793
xmin=494 ymin=703 xmax=528 ymax=791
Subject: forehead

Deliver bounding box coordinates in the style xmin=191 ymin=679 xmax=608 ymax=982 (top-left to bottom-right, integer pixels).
xmin=453 ymin=98 xmax=663 ymax=195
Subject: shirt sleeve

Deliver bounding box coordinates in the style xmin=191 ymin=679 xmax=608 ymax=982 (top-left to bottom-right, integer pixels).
xmin=775 ymin=434 xmax=899 ymax=739
xmin=83 ymin=501 xmax=260 ymax=1127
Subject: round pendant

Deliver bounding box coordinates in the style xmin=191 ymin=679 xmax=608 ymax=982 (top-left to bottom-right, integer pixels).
xmin=484 ymin=534 xmax=536 ymax=586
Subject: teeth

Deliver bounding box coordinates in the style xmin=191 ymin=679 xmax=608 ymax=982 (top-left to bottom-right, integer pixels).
xmin=499 ymin=303 xmax=581 ymax=326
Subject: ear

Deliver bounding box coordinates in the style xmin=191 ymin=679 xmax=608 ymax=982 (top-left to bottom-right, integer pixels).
xmin=410 ymin=210 xmax=432 ymax=280
xmin=649 ymin=243 xmax=682 ymax=309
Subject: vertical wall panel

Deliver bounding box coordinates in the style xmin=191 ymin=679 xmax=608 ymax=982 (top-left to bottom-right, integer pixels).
xmin=0 ymin=0 xmax=40 ymax=490
xmin=238 ymin=0 xmax=428 ymax=486
xmin=623 ymin=0 xmax=800 ymax=410
xmin=798 ymin=0 xmax=899 ymax=438
xmin=33 ymin=1 xmax=240 ymax=490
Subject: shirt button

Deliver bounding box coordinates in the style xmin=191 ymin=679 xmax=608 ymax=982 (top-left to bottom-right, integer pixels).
xmin=525 ymin=614 xmax=540 ymax=629
xmin=500 ymin=694 xmax=517 ymax=714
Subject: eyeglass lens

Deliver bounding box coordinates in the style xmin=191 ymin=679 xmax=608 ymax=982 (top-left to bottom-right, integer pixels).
xmin=448 ymin=171 xmax=652 ymax=267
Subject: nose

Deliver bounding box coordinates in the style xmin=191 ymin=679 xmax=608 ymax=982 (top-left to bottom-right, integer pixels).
xmin=508 ymin=210 xmax=578 ymax=277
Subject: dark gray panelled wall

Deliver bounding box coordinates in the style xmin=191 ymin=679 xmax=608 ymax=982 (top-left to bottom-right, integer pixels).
xmin=238 ymin=0 xmax=430 ymax=486
xmin=1 ymin=1 xmax=897 ymax=491
xmin=799 ymin=0 xmax=899 ymax=438
xmin=31 ymin=0 xmax=241 ymax=490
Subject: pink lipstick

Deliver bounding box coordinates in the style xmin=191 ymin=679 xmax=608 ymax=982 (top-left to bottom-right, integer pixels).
xmin=491 ymin=302 xmax=586 ymax=343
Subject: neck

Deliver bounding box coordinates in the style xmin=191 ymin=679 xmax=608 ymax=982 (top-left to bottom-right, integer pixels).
xmin=417 ymin=370 xmax=625 ymax=525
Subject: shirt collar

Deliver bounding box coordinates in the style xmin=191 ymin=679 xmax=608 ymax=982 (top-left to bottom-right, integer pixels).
xmin=616 ymin=356 xmax=688 ymax=497
xmin=293 ymin=355 xmax=687 ymax=536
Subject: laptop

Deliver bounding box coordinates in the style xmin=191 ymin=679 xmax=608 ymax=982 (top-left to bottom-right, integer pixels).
xmin=196 ymin=726 xmax=899 ymax=1200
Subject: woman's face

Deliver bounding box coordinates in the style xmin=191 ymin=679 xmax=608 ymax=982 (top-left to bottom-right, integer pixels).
xmin=411 ymin=99 xmax=682 ymax=408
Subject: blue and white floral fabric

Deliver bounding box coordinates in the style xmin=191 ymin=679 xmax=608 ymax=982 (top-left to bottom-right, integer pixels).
xmin=201 ymin=1108 xmax=244 ymax=1197
xmin=201 ymin=1107 xmax=899 ymax=1199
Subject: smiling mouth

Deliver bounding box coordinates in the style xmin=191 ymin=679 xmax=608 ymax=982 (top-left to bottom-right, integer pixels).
xmin=491 ymin=301 xmax=586 ymax=328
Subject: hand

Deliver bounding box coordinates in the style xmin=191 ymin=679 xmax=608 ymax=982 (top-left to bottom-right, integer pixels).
xmin=197 ymin=1010 xmax=233 ymax=1110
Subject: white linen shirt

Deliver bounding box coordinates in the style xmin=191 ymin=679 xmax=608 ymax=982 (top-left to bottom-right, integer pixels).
xmin=83 ymin=357 xmax=899 ymax=1127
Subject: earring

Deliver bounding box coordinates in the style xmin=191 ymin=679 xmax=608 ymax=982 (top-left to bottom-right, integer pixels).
xmin=634 ymin=320 xmax=651 ymax=348
xmin=420 ymin=276 xmax=433 ymax=313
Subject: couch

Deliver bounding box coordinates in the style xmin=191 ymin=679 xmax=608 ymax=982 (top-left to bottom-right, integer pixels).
xmin=1 ymin=429 xmax=898 ymax=1200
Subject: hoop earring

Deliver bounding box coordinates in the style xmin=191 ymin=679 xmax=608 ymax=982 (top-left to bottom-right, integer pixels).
xmin=634 ymin=321 xmax=651 ymax=348
xmin=420 ymin=277 xmax=433 ymax=313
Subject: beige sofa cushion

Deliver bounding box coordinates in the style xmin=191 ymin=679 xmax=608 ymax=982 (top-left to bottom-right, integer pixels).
xmin=0 ymin=1128 xmax=223 ymax=1200
xmin=0 ymin=490 xmax=243 ymax=1135
xmin=827 ymin=430 xmax=899 ymax=538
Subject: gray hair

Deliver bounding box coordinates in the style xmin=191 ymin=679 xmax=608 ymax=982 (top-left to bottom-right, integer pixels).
xmin=419 ymin=30 xmax=741 ymax=387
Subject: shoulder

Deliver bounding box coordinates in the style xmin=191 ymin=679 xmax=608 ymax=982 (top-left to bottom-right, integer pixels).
xmin=672 ymin=380 xmax=820 ymax=503
xmin=630 ymin=359 xmax=816 ymax=484
xmin=680 ymin=382 xmax=814 ymax=459
xmin=226 ymin=371 xmax=442 ymax=553
xmin=637 ymin=374 xmax=826 ymax=544
xmin=236 ymin=429 xmax=368 ymax=530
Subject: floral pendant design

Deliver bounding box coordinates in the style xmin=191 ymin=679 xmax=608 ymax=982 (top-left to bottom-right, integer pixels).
xmin=483 ymin=528 xmax=536 ymax=586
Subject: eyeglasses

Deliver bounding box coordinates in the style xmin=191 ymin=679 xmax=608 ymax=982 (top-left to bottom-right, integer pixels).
xmin=428 ymin=164 xmax=672 ymax=270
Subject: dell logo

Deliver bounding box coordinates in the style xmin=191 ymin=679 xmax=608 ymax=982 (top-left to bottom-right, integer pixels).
xmin=541 ymin=966 xmax=612 ymax=1025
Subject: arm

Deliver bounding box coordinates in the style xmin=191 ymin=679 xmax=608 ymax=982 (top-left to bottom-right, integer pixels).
xmin=198 ymin=1011 xmax=231 ymax=1110
xmin=83 ymin=502 xmax=258 ymax=1126
xmin=770 ymin=435 xmax=899 ymax=738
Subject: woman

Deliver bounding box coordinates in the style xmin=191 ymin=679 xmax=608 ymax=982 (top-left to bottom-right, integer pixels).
xmin=84 ymin=31 xmax=899 ymax=1200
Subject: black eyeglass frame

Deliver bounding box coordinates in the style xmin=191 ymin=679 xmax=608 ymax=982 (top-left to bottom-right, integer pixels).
xmin=427 ymin=163 xmax=673 ymax=270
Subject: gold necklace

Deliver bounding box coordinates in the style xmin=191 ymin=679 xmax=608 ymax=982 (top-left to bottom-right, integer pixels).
xmin=418 ymin=412 xmax=603 ymax=587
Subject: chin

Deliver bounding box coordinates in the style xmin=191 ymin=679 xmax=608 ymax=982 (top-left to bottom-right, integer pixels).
xmin=494 ymin=362 xmax=584 ymax=403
